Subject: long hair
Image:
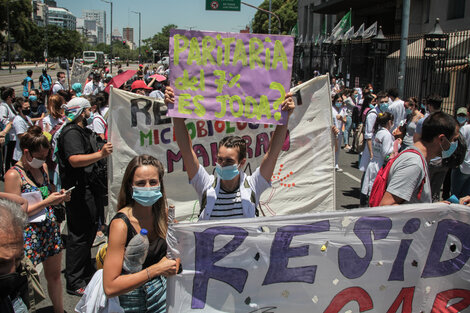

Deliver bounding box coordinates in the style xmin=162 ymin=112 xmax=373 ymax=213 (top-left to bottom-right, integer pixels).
xmin=47 ymin=94 xmax=65 ymax=119
xmin=117 ymin=155 xmax=168 ymax=238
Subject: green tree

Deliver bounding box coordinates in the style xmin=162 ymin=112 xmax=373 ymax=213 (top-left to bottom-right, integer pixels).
xmin=144 ymin=24 xmax=178 ymax=54
xmin=251 ymin=0 xmax=297 ymax=35
xmin=0 ymin=0 xmax=36 ymax=49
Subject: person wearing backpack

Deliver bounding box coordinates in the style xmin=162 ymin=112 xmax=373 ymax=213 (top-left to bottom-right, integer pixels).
xmin=361 ymin=112 xmax=395 ymax=203
xmin=166 ymin=86 xmax=295 ymax=220
xmin=91 ymin=92 xmax=109 ymax=140
xmin=56 ymin=97 xmax=113 ymax=296
xmin=374 ymin=112 xmax=459 ymax=206
xmin=39 ymin=69 xmax=52 ymax=96
xmin=359 ymin=92 xmax=390 ymax=205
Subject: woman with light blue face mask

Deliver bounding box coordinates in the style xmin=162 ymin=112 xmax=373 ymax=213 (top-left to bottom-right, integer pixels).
xmin=167 ymin=86 xmax=296 ymax=221
xmin=28 ymin=89 xmax=46 ymax=123
xmin=103 ymin=155 xmax=179 ymax=312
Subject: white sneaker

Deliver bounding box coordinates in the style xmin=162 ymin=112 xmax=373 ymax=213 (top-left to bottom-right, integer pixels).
xmin=335 ymin=165 xmax=343 ymax=172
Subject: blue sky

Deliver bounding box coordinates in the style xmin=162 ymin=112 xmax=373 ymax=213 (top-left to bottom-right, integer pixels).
xmin=59 ymin=0 xmax=265 ymax=40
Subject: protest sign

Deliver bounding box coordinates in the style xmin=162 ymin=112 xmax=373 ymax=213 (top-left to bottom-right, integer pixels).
xmin=108 ymin=75 xmax=334 ymax=221
xmin=166 ymin=203 xmax=470 ymax=312
xmin=167 ymin=29 xmax=294 ymax=125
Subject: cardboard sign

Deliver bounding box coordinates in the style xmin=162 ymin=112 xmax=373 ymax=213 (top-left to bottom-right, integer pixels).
xmin=168 ymin=29 xmax=294 ymax=125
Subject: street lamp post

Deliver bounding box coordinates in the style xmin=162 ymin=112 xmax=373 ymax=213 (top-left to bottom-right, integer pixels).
xmin=6 ymin=0 xmax=12 ymax=73
xmin=131 ymin=11 xmax=141 ymax=64
xmin=101 ymin=0 xmax=113 ymax=73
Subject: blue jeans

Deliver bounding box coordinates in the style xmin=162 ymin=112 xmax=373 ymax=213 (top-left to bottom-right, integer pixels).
xmin=119 ymin=276 xmax=167 ymax=313
xmin=343 ymin=115 xmax=352 ymax=146
xmin=451 ymin=167 xmax=470 ymax=199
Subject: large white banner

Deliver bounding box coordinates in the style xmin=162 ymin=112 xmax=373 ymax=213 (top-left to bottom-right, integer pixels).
xmin=167 ymin=203 xmax=470 ymax=312
xmin=108 ymin=75 xmax=335 ymax=220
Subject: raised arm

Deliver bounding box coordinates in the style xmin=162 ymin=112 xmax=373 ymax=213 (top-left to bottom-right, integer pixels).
xmin=259 ymin=93 xmax=295 ymax=182
xmin=165 ymin=87 xmax=200 ymax=180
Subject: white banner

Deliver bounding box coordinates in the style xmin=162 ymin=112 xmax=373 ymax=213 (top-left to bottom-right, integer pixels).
xmin=108 ymin=75 xmax=335 ymax=221
xmin=167 ymin=203 xmax=470 ymax=312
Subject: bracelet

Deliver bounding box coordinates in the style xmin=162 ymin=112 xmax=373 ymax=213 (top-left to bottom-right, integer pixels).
xmin=146 ymin=268 xmax=151 ymax=281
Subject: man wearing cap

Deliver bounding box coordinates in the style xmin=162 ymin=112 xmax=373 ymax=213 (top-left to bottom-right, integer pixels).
xmin=456 ymin=107 xmax=468 ymax=126
xmin=131 ymin=80 xmax=152 ymax=96
xmin=83 ymin=73 xmax=104 ymax=96
xmin=56 ymin=97 xmax=113 ymax=296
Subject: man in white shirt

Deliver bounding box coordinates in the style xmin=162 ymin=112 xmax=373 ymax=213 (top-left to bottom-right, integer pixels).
xmin=387 ymin=88 xmax=406 ymax=132
xmin=83 ymin=73 xmax=104 ymax=96
xmin=52 ymin=72 xmax=66 ymax=94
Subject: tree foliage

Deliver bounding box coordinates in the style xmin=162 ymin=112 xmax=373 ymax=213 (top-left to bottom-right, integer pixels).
xmin=144 ymin=24 xmax=178 ymax=53
xmin=21 ymin=25 xmax=85 ymax=61
xmin=0 ymin=0 xmax=37 ymax=49
xmin=251 ymin=0 xmax=297 ymax=35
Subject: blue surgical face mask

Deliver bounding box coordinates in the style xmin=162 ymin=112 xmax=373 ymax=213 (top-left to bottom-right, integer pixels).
xmin=457 ymin=116 xmax=467 ymax=125
xmin=369 ymin=89 xmax=373 ymax=93
xmin=29 ymin=95 xmax=37 ymax=102
xmin=379 ymin=102 xmax=389 ymax=113
xmin=335 ymin=102 xmax=342 ymax=108
xmin=369 ymin=104 xmax=375 ymax=109
xmin=406 ymin=108 xmax=412 ymax=115
xmin=215 ymin=164 xmax=239 ymax=180
xmin=441 ymin=137 xmax=458 ymax=159
xmin=132 ymin=186 xmax=162 ymax=207
xmin=87 ymin=112 xmax=94 ymax=124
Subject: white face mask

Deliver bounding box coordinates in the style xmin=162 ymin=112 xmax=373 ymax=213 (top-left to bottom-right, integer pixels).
xmin=28 ymin=157 xmax=46 ymax=169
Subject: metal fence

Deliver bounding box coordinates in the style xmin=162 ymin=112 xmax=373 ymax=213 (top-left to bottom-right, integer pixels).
xmin=296 ymin=30 xmax=470 ymax=114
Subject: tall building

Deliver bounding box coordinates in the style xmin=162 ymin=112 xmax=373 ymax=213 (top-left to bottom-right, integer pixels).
xmin=44 ymin=0 xmax=56 ymax=7
xmin=82 ymin=10 xmax=106 ymax=44
xmin=123 ymin=27 xmax=134 ymax=43
xmin=111 ymin=28 xmax=122 ymax=42
xmin=47 ymin=7 xmax=76 ymax=30
xmin=32 ymin=0 xmax=48 ymax=27
xmin=77 ymin=18 xmax=104 ymax=46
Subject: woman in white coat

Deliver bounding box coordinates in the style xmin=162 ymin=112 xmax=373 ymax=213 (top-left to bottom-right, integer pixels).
xmin=361 ymin=112 xmax=395 ymax=201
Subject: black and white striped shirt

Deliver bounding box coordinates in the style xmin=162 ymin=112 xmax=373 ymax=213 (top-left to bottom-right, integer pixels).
xmin=209 ymin=188 xmax=243 ymax=220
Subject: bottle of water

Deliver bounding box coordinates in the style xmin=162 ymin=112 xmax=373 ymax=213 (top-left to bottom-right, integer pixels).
xmin=123 ymin=228 xmax=149 ymax=273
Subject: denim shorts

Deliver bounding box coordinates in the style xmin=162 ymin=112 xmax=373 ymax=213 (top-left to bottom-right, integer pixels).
xmin=119 ymin=276 xmax=167 ymax=313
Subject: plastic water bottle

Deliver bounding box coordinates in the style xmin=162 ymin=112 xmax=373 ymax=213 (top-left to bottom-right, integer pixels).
xmin=123 ymin=228 xmax=149 ymax=273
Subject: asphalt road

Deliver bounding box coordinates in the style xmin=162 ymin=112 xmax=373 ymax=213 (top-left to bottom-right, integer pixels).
xmin=0 ymin=66 xmax=364 ymax=311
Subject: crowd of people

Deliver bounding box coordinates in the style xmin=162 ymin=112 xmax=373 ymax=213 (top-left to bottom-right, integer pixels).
xmin=329 ymin=76 xmax=470 ymax=207
xmin=0 ymin=64 xmax=469 ymax=313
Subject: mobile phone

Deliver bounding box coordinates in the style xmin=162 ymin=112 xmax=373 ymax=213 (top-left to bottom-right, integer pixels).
xmin=65 ymin=186 xmax=76 ymax=194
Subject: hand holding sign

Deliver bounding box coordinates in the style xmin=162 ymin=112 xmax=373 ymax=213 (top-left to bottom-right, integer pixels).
xmin=168 ymin=29 xmax=294 ymax=125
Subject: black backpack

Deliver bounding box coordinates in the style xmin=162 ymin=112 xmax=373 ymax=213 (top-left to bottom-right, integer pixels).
xmin=58 ymin=124 xmax=108 ymax=195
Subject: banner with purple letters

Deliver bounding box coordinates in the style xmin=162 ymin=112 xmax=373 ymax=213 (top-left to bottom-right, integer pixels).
xmin=166 ymin=203 xmax=470 ymax=312
xmin=168 ymin=29 xmax=294 ymax=125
